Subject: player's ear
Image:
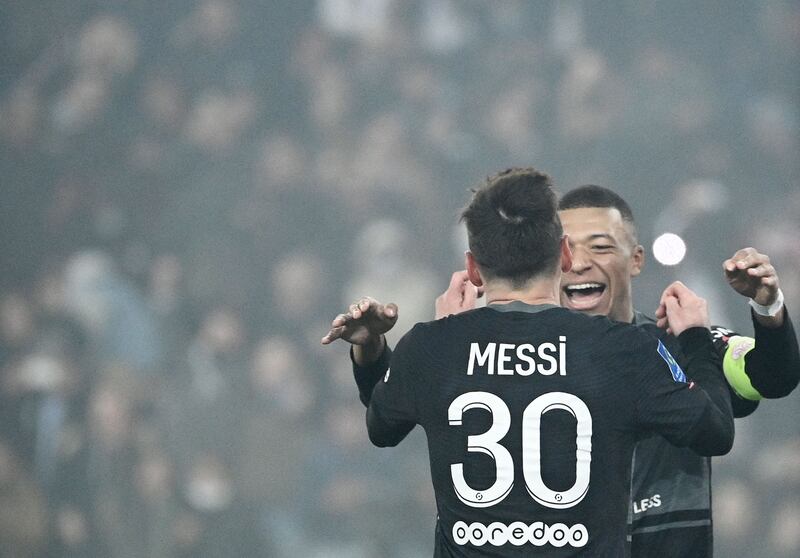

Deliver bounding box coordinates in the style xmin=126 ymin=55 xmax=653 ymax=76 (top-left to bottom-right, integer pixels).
xmin=630 ymin=244 xmax=644 ymax=277
xmin=560 ymin=235 xmax=573 ymax=273
xmin=465 ymin=251 xmax=484 ymax=287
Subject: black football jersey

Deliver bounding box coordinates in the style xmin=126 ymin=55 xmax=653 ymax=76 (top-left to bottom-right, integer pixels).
xmin=361 ymin=303 xmax=732 ymax=557
xmin=627 ymin=308 xmax=800 ymax=558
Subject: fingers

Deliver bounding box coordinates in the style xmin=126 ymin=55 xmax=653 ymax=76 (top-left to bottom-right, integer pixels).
xmin=761 ymin=275 xmax=779 ymax=287
xmin=724 ymin=247 xmax=769 ymax=273
xmin=321 ymin=325 xmax=345 ymax=345
xmin=348 ymin=296 xmax=399 ymax=320
xmin=349 ymin=296 xmax=373 ymax=320
xmin=448 ymin=270 xmax=470 ymax=291
xmin=664 ymin=295 xmax=680 ymax=314
xmin=660 ymin=281 xmax=686 ymax=307
xmin=345 ymin=296 xmax=398 ymax=324
xmin=331 ymin=313 xmax=348 ymax=328
xmin=656 ymin=296 xmax=681 ymax=332
xmin=448 ymin=271 xmax=471 ymax=304
xmin=746 ymin=263 xmax=775 ymax=278
xmin=322 ymin=312 xmax=350 ymax=344
xmin=462 ymin=281 xmax=481 ymax=308
xmin=661 ymin=296 xmax=682 ymax=333
xmin=435 ymin=271 xmax=476 ymax=319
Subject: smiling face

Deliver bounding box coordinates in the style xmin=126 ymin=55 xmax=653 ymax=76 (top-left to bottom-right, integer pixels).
xmin=558 ymin=207 xmax=644 ymax=323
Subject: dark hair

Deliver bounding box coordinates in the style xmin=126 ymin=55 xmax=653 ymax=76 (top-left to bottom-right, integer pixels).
xmin=460 ymin=167 xmax=563 ymax=288
xmin=558 ymin=185 xmax=638 ymax=242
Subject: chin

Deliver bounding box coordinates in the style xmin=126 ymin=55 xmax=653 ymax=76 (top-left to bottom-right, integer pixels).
xmin=563 ymin=295 xmax=611 ymax=316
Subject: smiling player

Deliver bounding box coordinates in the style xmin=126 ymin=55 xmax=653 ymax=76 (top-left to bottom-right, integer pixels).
xmin=555 ymin=186 xmax=799 ymax=557
xmin=323 ymin=169 xmax=735 ymax=556
xmin=328 ymin=183 xmax=799 ymax=557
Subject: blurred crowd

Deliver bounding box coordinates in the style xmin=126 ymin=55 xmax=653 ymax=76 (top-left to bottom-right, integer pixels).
xmin=1 ymin=1 xmax=798 ymax=557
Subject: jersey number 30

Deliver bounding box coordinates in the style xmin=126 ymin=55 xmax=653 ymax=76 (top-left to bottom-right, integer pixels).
xmin=448 ymin=391 xmax=592 ymax=509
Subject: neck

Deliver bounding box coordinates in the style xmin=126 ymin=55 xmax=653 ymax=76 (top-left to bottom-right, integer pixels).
xmin=619 ymin=305 xmax=635 ymax=324
xmin=485 ymin=277 xmax=561 ymax=307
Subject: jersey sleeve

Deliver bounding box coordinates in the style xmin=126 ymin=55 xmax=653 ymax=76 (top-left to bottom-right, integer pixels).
xmin=363 ymin=325 xmax=422 ymax=447
xmin=628 ymin=326 xmax=734 ymax=456
xmin=709 ymin=306 xmax=800 ymax=404
xmin=742 ymin=306 xmax=799 ymax=398
xmin=709 ymin=325 xmax=759 ymax=418
xmin=351 ymin=342 xmax=392 ymax=407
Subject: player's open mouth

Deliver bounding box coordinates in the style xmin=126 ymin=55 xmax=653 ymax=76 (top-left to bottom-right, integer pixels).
xmin=563 ymin=282 xmax=607 ymax=310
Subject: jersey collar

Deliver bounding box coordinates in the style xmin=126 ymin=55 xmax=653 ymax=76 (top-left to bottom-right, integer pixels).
xmin=487 ymin=301 xmax=560 ymax=314
xmin=633 ymin=310 xmax=655 ymax=325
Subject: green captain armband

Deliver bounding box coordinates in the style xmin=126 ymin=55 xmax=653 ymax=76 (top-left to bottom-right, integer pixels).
xmin=722 ymin=336 xmax=762 ymax=401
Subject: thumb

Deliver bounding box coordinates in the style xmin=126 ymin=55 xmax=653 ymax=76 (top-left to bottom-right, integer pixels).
xmin=384 ymin=302 xmax=398 ymax=319
xmin=723 ymin=259 xmax=736 ymax=273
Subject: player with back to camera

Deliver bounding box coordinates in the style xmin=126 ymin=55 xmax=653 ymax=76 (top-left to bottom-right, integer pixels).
xmin=436 ymin=185 xmax=800 ymax=556
xmin=334 ymin=184 xmax=800 ymax=557
xmin=322 ymin=168 xmax=735 ymax=556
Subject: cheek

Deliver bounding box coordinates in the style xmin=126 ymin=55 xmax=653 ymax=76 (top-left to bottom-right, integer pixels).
xmin=599 ymin=261 xmax=629 ymax=292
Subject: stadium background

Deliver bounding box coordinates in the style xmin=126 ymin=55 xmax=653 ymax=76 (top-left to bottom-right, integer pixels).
xmin=0 ymin=1 xmax=798 ymax=556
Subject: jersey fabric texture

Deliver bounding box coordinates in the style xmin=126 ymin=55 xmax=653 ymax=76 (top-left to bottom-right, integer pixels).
xmin=627 ymin=308 xmax=799 ymax=558
xmin=353 ymin=303 xmax=732 ymax=557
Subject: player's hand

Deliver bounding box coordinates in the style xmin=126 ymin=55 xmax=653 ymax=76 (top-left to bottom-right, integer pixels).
xmin=723 ymin=247 xmax=780 ymax=306
xmin=321 ymin=296 xmax=398 ymax=346
xmin=435 ymin=270 xmax=484 ymax=320
xmin=655 ymin=281 xmax=710 ymax=336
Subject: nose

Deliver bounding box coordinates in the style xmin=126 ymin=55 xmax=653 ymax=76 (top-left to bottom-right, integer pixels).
xmin=570 ymin=246 xmax=593 ymax=274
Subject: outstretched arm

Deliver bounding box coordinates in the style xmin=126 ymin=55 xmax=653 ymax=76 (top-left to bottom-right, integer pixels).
xmin=322 ymin=297 xmax=421 ymax=447
xmin=322 ymin=296 xmax=398 ymax=405
xmin=323 ymin=271 xmax=483 ymax=407
xmin=722 ymin=248 xmax=799 ymax=398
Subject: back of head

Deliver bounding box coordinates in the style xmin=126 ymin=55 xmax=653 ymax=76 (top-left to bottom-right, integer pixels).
xmin=558 ymin=185 xmax=638 ymax=243
xmin=461 ymin=167 xmax=563 ymax=288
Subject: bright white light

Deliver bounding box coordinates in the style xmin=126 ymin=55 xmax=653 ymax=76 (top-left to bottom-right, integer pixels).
xmin=653 ymin=233 xmax=686 ymax=266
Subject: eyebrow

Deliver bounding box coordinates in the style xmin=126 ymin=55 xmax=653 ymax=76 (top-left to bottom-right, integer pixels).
xmin=578 ymin=233 xmax=616 ymax=243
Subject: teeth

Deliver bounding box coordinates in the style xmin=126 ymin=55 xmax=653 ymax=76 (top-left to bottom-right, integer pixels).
xmin=566 ymin=283 xmax=604 ymax=292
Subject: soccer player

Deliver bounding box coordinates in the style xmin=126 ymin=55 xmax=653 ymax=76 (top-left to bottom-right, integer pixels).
xmin=358 ymin=185 xmax=799 ymax=557
xmin=557 ymin=186 xmax=799 ymax=557
xmin=323 ymin=168 xmax=735 ymax=556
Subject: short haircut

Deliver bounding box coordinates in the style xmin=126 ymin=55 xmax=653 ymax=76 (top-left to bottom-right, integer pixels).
xmin=558 ymin=185 xmax=638 ymax=243
xmin=461 ymin=168 xmax=563 ymax=288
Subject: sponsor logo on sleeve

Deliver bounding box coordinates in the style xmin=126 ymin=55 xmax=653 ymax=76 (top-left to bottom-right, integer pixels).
xmin=657 ymin=340 xmax=686 ymax=383
xmin=729 ymin=336 xmax=755 ymax=360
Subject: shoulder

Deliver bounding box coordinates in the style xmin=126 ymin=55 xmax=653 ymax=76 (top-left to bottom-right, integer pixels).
xmin=553 ymin=311 xmax=661 ymax=360
xmin=603 ymin=319 xmax=668 ymax=361
xmin=394 ymin=310 xmax=486 ymax=351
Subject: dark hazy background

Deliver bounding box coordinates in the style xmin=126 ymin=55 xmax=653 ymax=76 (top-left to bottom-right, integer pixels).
xmin=1 ymin=1 xmax=798 ymax=556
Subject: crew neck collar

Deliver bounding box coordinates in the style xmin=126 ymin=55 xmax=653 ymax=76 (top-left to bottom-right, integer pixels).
xmin=487 ymin=301 xmax=560 ymax=314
